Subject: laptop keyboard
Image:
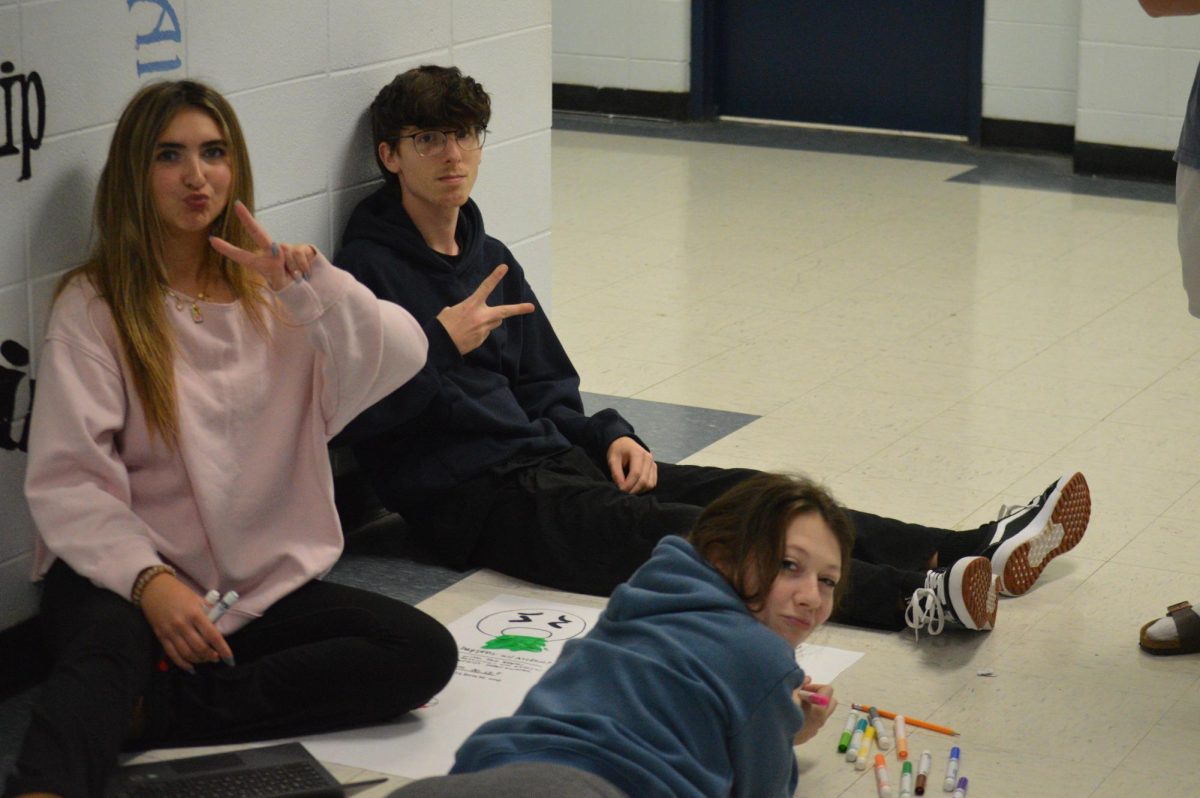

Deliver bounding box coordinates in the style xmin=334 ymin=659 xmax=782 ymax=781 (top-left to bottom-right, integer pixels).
xmin=116 ymin=760 xmax=341 ymax=797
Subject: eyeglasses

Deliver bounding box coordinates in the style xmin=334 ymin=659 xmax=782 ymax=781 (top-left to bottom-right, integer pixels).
xmin=390 ymin=127 xmax=487 ymax=157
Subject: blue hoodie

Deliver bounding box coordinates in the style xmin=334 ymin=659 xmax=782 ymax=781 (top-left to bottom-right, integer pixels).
xmin=453 ymin=536 xmax=806 ymax=798
xmin=334 ymin=184 xmax=638 ymax=523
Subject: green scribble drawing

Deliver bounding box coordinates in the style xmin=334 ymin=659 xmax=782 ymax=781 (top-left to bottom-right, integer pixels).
xmin=483 ymin=634 xmax=547 ymax=652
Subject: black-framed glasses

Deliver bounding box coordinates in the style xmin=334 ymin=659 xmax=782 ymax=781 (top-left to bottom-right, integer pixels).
xmin=390 ymin=127 xmax=487 ymax=157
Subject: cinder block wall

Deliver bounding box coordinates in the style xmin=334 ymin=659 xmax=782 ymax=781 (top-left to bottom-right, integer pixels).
xmin=0 ymin=0 xmax=552 ymax=632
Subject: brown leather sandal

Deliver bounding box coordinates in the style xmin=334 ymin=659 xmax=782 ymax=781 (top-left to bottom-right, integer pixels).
xmin=1139 ymin=601 xmax=1200 ymax=655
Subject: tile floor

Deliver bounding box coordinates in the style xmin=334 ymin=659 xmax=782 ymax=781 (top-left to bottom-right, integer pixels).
xmin=6 ymin=117 xmax=1200 ymax=796
xmin=546 ymin=118 xmax=1198 ymax=798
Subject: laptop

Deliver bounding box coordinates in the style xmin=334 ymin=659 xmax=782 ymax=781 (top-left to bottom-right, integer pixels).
xmin=105 ymin=741 xmax=376 ymax=797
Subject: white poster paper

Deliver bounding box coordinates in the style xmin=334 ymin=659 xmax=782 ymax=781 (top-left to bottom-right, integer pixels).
xmin=301 ymin=594 xmax=865 ymax=778
xmin=795 ymin=642 xmax=864 ymax=684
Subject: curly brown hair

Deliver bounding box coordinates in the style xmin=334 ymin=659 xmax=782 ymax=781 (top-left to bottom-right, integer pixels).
xmin=369 ymin=65 xmax=491 ymax=178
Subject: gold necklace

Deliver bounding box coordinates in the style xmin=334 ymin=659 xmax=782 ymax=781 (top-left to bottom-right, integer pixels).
xmin=163 ymin=285 xmax=208 ymax=323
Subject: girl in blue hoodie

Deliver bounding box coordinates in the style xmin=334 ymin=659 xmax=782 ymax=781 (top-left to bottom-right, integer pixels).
xmin=391 ymin=471 xmax=854 ymax=798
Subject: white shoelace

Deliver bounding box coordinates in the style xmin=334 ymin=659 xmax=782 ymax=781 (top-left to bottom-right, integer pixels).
xmin=904 ymin=572 xmax=947 ymax=641
xmin=996 ymin=500 xmax=1034 ymax=520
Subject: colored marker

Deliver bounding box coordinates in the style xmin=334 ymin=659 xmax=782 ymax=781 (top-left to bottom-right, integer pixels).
xmin=798 ymin=689 xmax=830 ymax=707
xmin=874 ymin=753 xmax=893 ymax=798
xmin=846 ymin=718 xmax=868 ymax=762
xmin=943 ymin=747 xmax=960 ymax=792
xmin=851 ymin=704 xmax=960 ymax=737
xmin=915 ymin=750 xmax=931 ymax=795
xmin=951 ymin=777 xmax=968 ymax=798
xmin=899 ymin=760 xmax=914 ymax=798
xmin=894 ymin=715 xmax=909 ymax=759
xmin=207 ymin=590 xmax=239 ymax=666
xmin=855 ymin=724 xmax=877 ymax=771
xmin=838 ymin=711 xmax=860 ymax=753
xmin=207 ymin=589 xmax=239 ymax=623
xmin=868 ymin=706 xmax=893 ymax=751
xmin=157 ymin=589 xmax=222 ymax=672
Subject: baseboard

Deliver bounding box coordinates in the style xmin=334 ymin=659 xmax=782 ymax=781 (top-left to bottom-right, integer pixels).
xmin=980 ymin=118 xmax=1074 ymax=155
xmin=0 ymin=617 xmax=48 ymax=700
xmin=1074 ymin=141 xmax=1176 ymax=184
xmin=552 ymin=83 xmax=690 ymax=121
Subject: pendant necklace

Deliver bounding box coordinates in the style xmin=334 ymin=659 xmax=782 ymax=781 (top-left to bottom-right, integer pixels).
xmin=163 ymin=279 xmax=208 ymax=324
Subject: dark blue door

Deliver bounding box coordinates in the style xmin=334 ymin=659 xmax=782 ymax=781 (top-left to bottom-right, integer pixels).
xmin=713 ymin=1 xmax=984 ymax=138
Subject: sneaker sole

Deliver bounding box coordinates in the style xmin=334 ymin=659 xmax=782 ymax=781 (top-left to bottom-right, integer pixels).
xmin=993 ymin=472 xmax=1091 ymax=596
xmin=948 ymin=556 xmax=998 ymax=631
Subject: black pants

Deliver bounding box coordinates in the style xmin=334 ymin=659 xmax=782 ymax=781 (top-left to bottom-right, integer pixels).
xmin=405 ymin=447 xmax=964 ymax=630
xmin=4 ymin=561 xmax=458 ymax=798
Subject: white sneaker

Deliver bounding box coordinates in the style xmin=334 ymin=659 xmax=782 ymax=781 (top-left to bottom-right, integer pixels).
xmin=904 ymin=556 xmax=998 ymax=639
xmin=986 ymin=472 xmax=1090 ymax=596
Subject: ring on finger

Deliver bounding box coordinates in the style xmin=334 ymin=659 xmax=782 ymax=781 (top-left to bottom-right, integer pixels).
xmin=270 ymin=241 xmax=280 ymax=259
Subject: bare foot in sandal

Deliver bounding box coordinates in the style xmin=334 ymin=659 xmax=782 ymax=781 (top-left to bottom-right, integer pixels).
xmin=1140 ymin=601 xmax=1200 ymax=655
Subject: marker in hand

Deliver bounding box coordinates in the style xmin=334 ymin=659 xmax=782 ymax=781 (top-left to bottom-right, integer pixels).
xmin=797 ymin=689 xmax=830 ymax=707
xmin=207 ymin=590 xmax=240 ymax=666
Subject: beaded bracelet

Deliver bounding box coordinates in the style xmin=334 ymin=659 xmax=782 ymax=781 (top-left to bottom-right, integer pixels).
xmin=130 ymin=564 xmax=176 ymax=606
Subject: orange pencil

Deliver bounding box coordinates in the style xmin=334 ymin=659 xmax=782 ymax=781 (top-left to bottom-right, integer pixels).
xmin=850 ymin=704 xmax=959 ymax=737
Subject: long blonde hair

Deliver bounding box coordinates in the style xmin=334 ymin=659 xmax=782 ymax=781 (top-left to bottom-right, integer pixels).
xmin=59 ymin=80 xmax=269 ymax=447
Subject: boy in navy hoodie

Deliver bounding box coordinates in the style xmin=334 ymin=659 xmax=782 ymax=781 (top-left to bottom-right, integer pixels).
xmin=335 ymin=65 xmax=1091 ymax=636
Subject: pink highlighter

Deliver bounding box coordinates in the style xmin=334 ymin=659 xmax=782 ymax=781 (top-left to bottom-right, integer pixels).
xmin=797 ymin=689 xmax=830 ymax=707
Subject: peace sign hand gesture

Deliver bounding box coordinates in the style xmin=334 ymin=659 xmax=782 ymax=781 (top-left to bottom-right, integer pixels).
xmin=437 ymin=264 xmax=536 ymax=355
xmin=209 ymin=200 xmax=317 ymax=291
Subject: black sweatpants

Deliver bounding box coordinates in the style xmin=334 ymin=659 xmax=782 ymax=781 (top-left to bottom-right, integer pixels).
xmin=404 ymin=447 xmax=966 ymax=631
xmin=3 ymin=561 xmax=458 ymax=798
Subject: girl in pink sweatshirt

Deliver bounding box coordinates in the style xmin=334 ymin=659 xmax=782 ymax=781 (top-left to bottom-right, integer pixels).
xmin=5 ymin=80 xmax=457 ymax=798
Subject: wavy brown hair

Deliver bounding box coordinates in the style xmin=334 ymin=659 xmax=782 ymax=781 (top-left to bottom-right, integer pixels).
xmin=689 ymin=472 xmax=855 ymax=612
xmin=57 ymin=80 xmax=268 ymax=447
xmin=369 ymin=65 xmax=491 ymax=178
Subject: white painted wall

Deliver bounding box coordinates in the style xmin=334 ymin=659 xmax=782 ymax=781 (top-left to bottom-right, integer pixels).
xmin=1077 ymin=1 xmax=1200 ymax=151
xmin=0 ymin=0 xmax=552 ymax=633
xmin=552 ymin=0 xmax=690 ymax=92
xmin=983 ymin=0 xmax=1081 ymax=126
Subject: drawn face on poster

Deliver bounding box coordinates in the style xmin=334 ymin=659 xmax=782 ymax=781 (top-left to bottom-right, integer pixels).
xmin=476 ymin=609 xmax=589 ymax=653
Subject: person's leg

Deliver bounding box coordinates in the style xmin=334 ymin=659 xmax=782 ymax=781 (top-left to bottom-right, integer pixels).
xmin=832 ymin=560 xmax=928 ymax=631
xmin=645 ymin=461 xmax=760 ymax=507
xmin=5 ymin=561 xmax=159 ymax=798
xmin=468 ymin=451 xmax=758 ymax=595
xmin=836 ymin=512 xmax=999 ymax=633
xmin=1177 ymin=162 xmax=1200 ymax=317
xmin=139 ymin=580 xmax=457 ymax=747
xmin=389 ymin=763 xmax=630 ymax=798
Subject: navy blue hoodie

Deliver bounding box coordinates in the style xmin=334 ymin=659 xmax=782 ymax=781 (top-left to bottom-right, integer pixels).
xmin=334 ymin=183 xmax=637 ymax=511
xmin=453 ymin=536 xmax=806 ymax=798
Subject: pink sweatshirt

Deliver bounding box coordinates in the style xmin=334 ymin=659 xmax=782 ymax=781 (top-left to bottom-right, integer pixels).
xmin=25 ymin=254 xmax=427 ymax=633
